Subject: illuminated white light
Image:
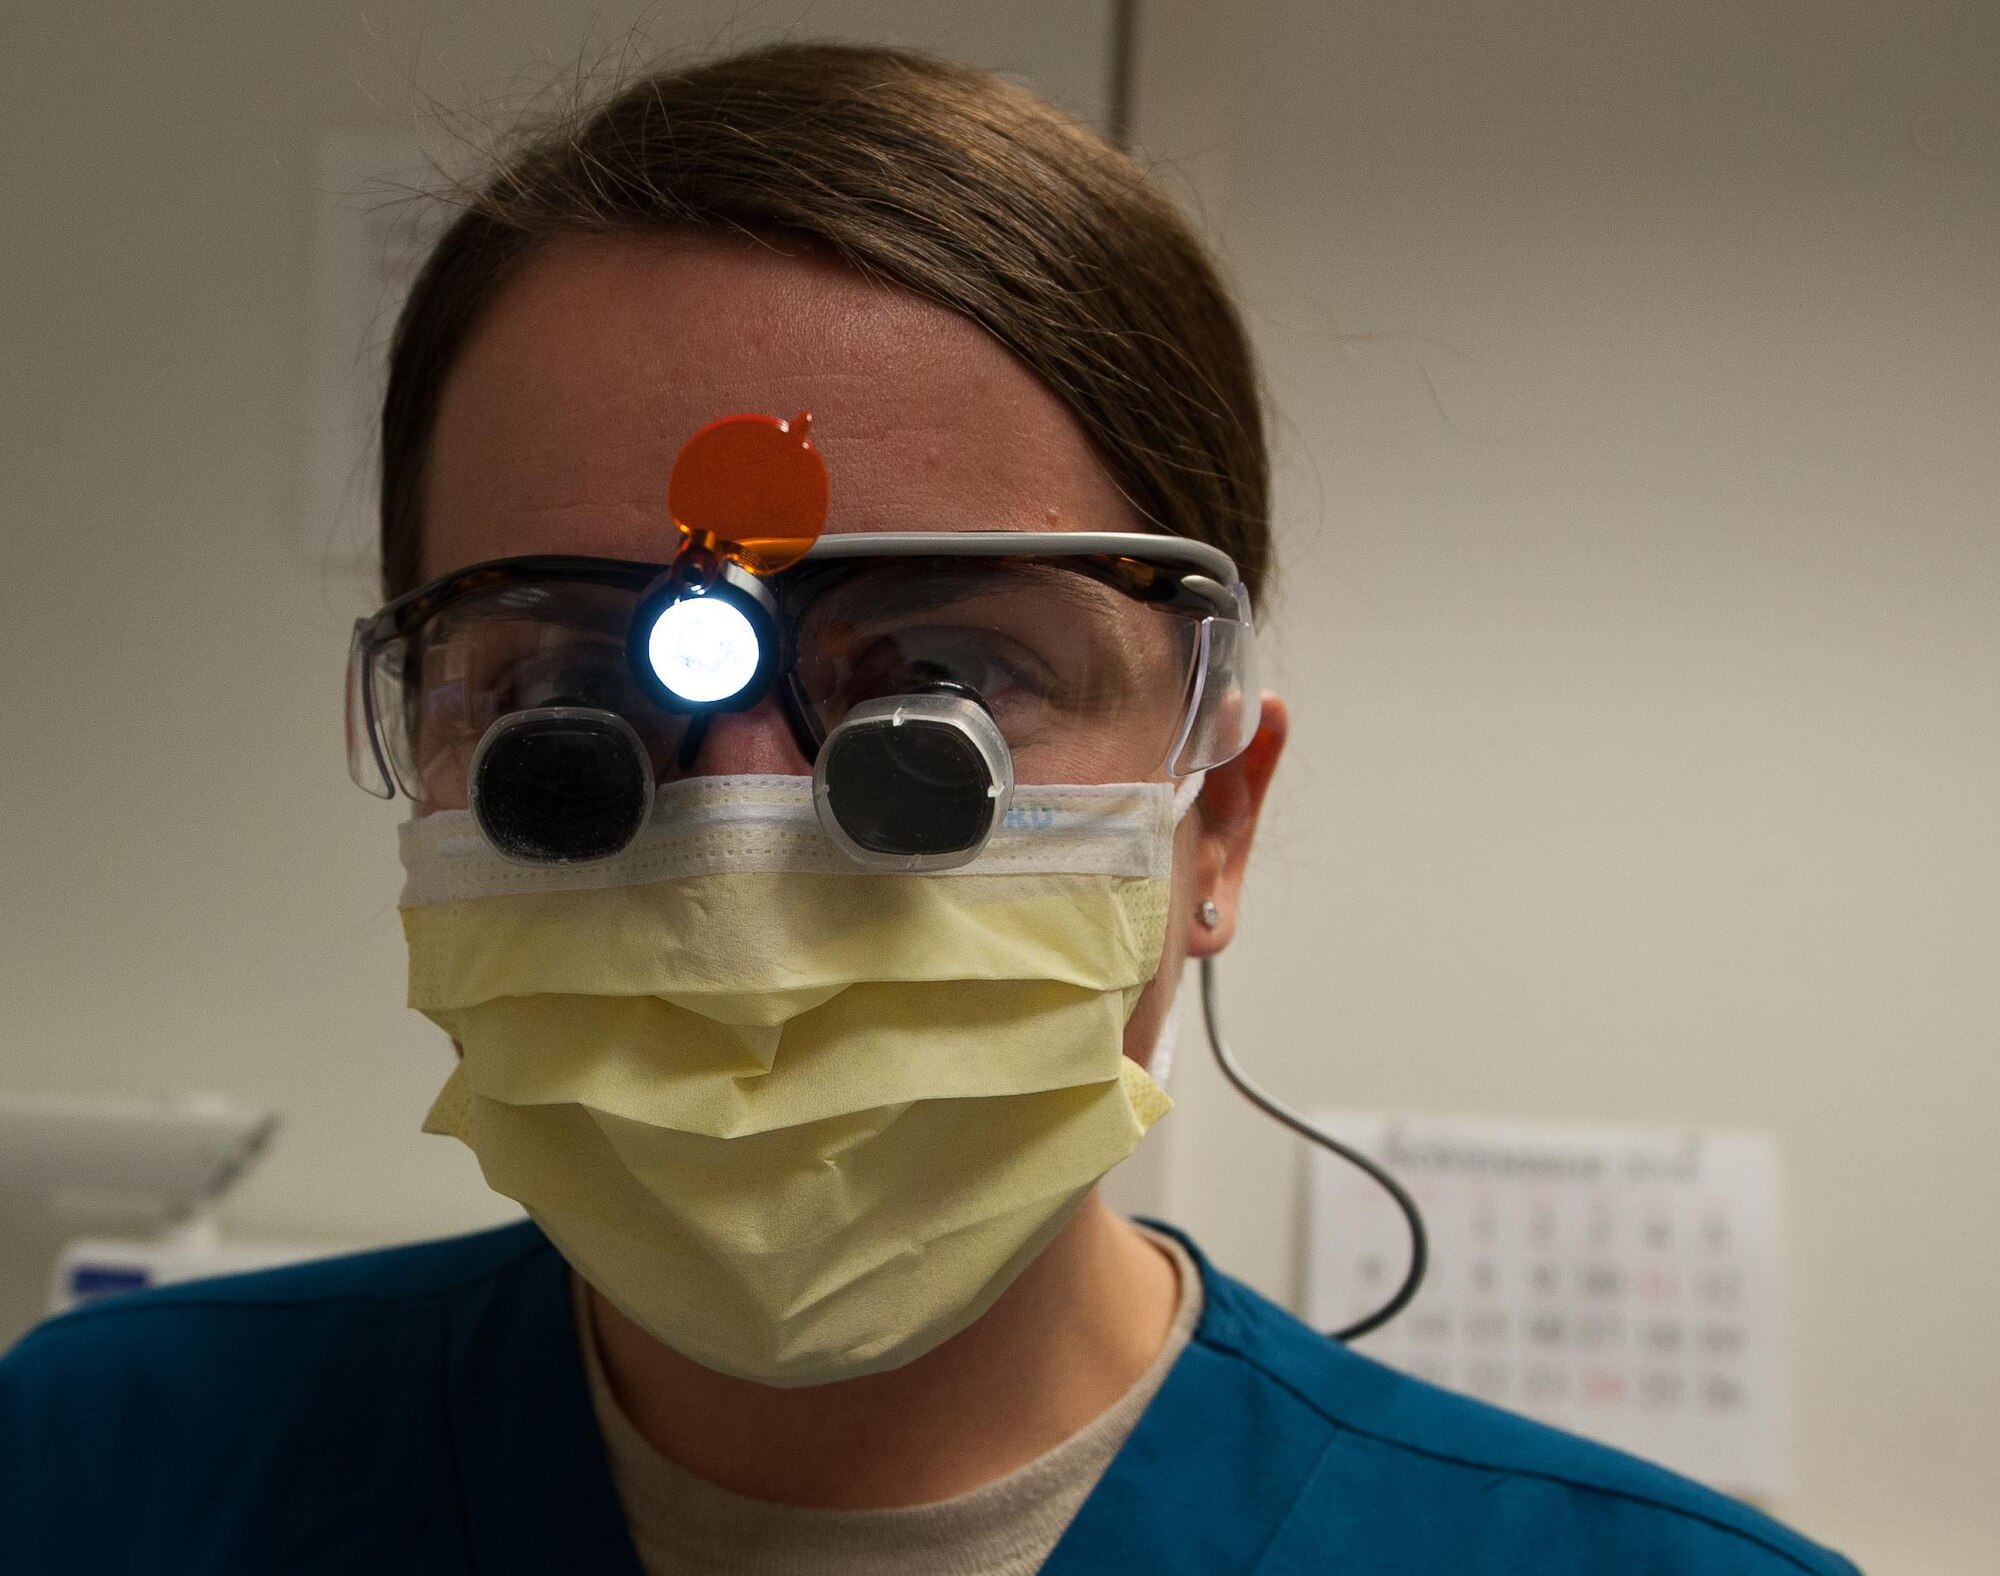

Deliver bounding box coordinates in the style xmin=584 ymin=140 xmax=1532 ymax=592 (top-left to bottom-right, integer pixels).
xmin=647 ymin=594 xmax=763 ymax=704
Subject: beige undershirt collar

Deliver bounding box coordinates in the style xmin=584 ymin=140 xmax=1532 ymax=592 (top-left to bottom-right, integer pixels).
xmin=574 ymin=1227 xmax=1203 ymax=1576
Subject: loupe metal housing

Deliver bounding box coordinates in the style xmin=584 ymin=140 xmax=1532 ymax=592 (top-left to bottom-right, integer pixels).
xmin=812 ymin=685 xmax=1015 ymax=872
xmin=468 ymin=708 xmax=654 ymax=864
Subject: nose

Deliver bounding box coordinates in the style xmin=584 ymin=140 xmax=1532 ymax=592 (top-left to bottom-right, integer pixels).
xmin=680 ymin=692 xmax=813 ymax=778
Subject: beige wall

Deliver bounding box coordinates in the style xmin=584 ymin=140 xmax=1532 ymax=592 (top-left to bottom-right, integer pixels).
xmin=3 ymin=3 xmax=1994 ymax=1571
xmin=1130 ymin=3 xmax=1999 ymax=1572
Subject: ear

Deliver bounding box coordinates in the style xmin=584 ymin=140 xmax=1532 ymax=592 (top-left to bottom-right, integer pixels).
xmin=1184 ymin=694 xmax=1288 ymax=959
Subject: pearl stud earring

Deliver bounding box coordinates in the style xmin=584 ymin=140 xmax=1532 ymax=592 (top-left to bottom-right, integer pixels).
xmin=1197 ymin=899 xmax=1221 ymax=929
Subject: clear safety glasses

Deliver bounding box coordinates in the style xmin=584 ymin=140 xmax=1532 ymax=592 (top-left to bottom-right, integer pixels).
xmin=348 ymin=533 xmax=1258 ymax=866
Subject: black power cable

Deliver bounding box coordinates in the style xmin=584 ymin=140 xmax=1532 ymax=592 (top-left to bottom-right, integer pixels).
xmin=1197 ymin=956 xmax=1428 ymax=1341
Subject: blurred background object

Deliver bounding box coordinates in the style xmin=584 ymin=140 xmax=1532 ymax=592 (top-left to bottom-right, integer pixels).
xmin=0 ymin=1089 xmax=348 ymax=1328
xmin=1 ymin=3 xmax=1994 ymax=1571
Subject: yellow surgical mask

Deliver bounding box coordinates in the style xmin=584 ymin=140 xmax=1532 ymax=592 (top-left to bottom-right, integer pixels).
xmin=403 ymin=773 xmax=1186 ymax=1387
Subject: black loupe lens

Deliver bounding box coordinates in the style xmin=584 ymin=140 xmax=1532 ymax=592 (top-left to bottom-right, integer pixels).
xmin=471 ymin=713 xmax=650 ymax=863
xmin=820 ymin=719 xmax=998 ymax=857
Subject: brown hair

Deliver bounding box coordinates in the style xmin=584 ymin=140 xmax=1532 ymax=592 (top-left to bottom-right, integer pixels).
xmin=380 ymin=42 xmax=1270 ymax=605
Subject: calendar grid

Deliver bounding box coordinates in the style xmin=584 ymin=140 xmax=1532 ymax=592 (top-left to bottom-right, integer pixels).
xmin=1302 ymin=1113 xmax=1791 ymax=1502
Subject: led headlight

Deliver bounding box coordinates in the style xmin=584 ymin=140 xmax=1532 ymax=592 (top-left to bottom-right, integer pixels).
xmin=629 ymin=564 xmax=779 ymax=712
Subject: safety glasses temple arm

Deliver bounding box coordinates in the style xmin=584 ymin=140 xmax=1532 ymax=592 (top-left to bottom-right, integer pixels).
xmin=798 ymin=530 xmax=1242 ymax=584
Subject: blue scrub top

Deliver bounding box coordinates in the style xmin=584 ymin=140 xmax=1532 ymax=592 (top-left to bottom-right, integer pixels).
xmin=0 ymin=1220 xmax=1858 ymax=1574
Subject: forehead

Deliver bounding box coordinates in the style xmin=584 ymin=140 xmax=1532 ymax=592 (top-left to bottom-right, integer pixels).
xmin=421 ymin=234 xmax=1140 ymax=579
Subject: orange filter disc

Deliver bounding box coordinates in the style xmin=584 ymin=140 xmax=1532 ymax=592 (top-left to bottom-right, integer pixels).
xmin=667 ymin=412 xmax=830 ymax=574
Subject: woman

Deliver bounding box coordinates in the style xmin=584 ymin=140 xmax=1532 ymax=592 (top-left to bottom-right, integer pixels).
xmin=0 ymin=43 xmax=1855 ymax=1576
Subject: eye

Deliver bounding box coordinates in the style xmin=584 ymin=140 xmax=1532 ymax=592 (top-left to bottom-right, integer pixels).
xmin=492 ymin=641 xmax=640 ymax=714
xmin=836 ymin=629 xmax=1054 ymax=713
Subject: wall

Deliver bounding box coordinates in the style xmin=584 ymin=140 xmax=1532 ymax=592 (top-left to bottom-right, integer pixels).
xmin=1130 ymin=3 xmax=1998 ymax=1572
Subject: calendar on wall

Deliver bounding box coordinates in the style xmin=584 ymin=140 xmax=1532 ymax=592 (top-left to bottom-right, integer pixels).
xmin=1302 ymin=1113 xmax=1791 ymax=1501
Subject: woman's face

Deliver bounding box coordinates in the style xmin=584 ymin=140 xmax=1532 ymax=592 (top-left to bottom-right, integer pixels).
xmin=422 ymin=232 xmax=1266 ymax=1066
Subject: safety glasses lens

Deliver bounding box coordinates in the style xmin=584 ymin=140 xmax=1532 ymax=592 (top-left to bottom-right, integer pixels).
xmin=791 ymin=561 xmax=1202 ymax=783
xmin=372 ymin=581 xmax=692 ymax=808
xmin=361 ymin=554 xmax=1231 ymax=807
